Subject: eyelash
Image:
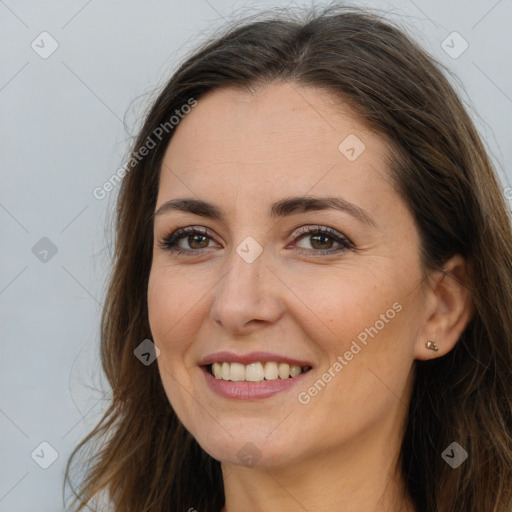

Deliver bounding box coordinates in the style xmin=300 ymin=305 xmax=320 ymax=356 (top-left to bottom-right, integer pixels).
xmin=157 ymin=225 xmax=355 ymax=257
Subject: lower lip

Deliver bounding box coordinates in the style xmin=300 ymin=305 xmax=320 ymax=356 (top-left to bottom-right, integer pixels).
xmin=201 ymin=366 xmax=311 ymax=400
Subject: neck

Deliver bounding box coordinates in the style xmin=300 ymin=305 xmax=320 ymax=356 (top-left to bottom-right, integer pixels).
xmin=221 ymin=452 xmax=414 ymax=512
xmin=220 ymin=399 xmax=415 ymax=512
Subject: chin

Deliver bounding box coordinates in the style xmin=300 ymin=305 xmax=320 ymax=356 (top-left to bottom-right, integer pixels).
xmin=190 ymin=425 xmax=299 ymax=469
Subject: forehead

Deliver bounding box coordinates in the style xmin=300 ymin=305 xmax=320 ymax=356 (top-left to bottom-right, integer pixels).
xmin=158 ymin=83 xmax=394 ymax=215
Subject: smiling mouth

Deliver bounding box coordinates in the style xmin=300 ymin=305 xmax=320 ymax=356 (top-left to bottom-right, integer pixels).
xmin=206 ymin=361 xmax=312 ymax=382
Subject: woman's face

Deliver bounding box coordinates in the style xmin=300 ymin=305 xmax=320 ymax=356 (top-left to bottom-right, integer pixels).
xmin=148 ymin=83 xmax=429 ymax=468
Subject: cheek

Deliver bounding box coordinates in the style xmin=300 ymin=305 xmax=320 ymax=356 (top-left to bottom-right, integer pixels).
xmin=291 ymin=265 xmax=417 ymax=406
xmin=147 ymin=265 xmax=205 ymax=433
xmin=147 ymin=277 xmax=173 ymax=346
xmin=147 ymin=264 xmax=202 ymax=347
xmin=285 ymin=263 xmax=397 ymax=348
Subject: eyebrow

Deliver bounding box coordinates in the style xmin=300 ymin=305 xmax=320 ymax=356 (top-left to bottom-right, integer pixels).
xmin=154 ymin=196 xmax=376 ymax=227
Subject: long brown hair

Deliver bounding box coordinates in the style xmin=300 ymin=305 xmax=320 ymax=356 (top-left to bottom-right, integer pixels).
xmin=64 ymin=4 xmax=512 ymax=511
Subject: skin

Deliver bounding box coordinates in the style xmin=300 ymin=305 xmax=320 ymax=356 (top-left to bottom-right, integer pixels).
xmin=147 ymin=82 xmax=473 ymax=511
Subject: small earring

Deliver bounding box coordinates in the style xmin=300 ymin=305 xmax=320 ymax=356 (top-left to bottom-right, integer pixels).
xmin=425 ymin=340 xmax=439 ymax=352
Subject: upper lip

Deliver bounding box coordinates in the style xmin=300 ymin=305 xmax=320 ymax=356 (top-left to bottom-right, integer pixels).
xmin=199 ymin=351 xmax=313 ymax=368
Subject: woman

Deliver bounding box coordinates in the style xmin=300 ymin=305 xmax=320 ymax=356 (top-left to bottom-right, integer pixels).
xmin=65 ymin=4 xmax=512 ymax=511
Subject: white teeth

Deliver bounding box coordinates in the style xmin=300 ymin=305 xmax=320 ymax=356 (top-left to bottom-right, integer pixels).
xmin=212 ymin=362 xmax=222 ymax=379
xmin=230 ymin=362 xmax=246 ymax=381
xmin=209 ymin=361 xmax=309 ymax=382
xmin=278 ymin=363 xmax=290 ymax=379
xmin=264 ymin=361 xmax=279 ymax=380
xmin=221 ymin=362 xmax=230 ymax=380
xmin=245 ymin=362 xmax=264 ymax=382
xmin=290 ymin=365 xmax=302 ymax=377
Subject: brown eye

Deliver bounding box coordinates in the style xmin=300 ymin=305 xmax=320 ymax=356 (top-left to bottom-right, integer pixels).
xmin=293 ymin=226 xmax=354 ymax=256
xmin=186 ymin=234 xmax=210 ymax=250
xmin=306 ymin=233 xmax=335 ymax=250
xmin=158 ymin=227 xmax=219 ymax=255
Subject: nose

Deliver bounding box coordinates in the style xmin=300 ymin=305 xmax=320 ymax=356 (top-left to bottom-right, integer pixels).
xmin=209 ymin=245 xmax=285 ymax=335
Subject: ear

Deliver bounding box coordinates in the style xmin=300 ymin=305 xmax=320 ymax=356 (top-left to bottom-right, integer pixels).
xmin=414 ymin=254 xmax=474 ymax=360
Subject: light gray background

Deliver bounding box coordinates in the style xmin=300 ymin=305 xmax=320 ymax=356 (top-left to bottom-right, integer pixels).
xmin=1 ymin=1 xmax=511 ymax=510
